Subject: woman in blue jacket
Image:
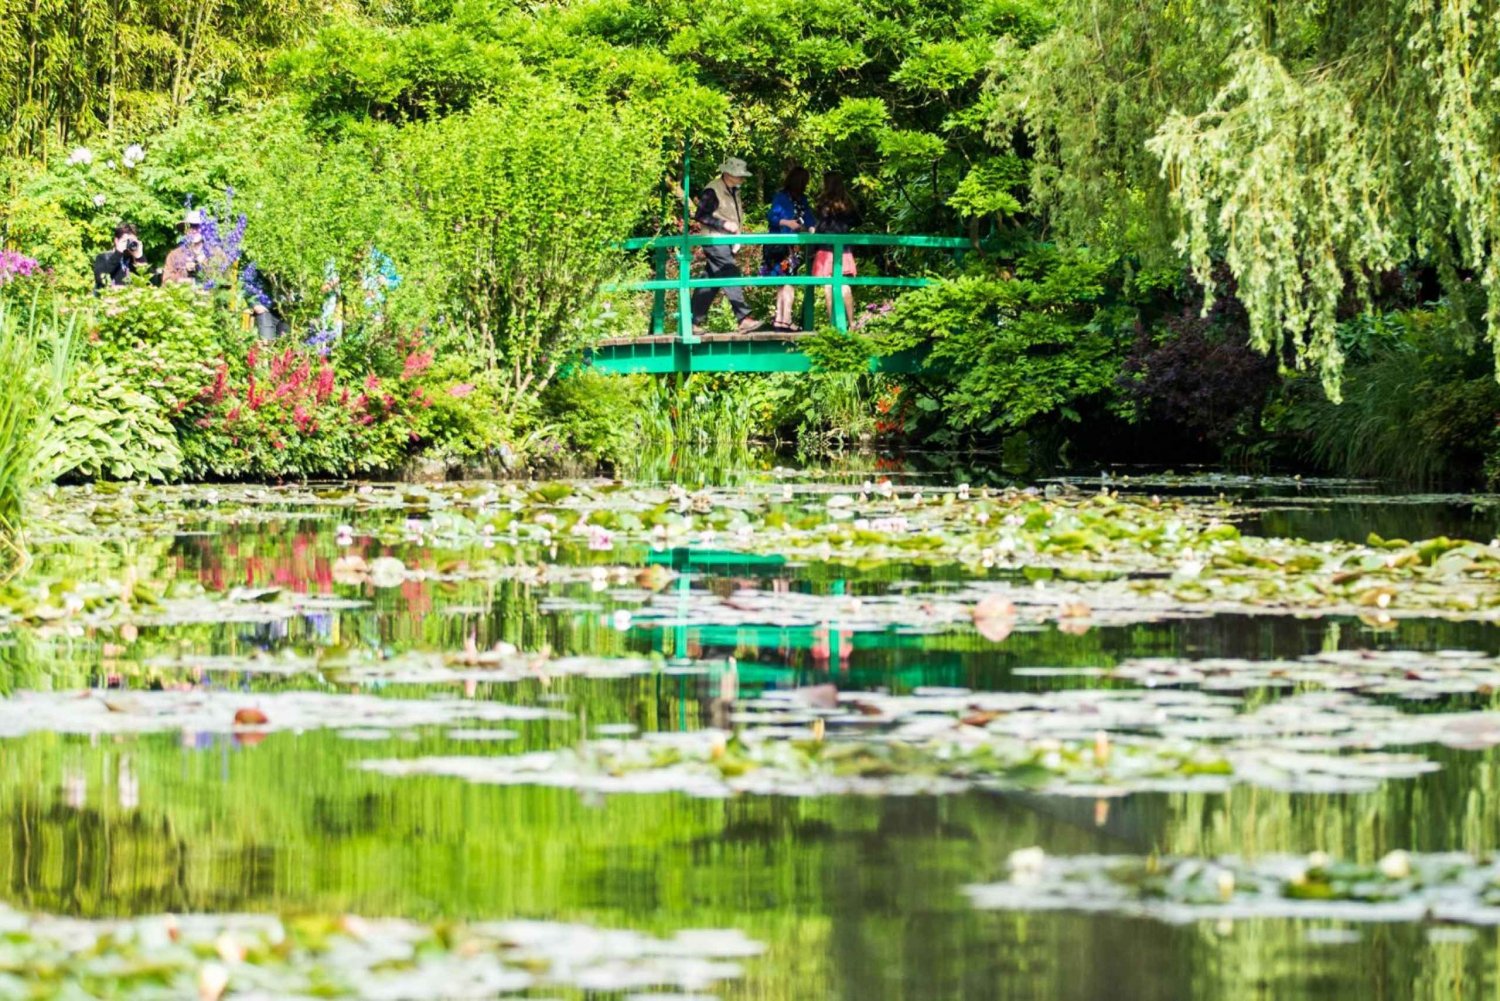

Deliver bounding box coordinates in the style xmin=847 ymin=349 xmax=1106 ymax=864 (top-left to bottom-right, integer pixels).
xmin=763 ymin=166 xmax=815 ymax=331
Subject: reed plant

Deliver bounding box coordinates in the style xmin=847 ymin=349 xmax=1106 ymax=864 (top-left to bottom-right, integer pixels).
xmin=0 ymin=303 xmax=74 ymax=569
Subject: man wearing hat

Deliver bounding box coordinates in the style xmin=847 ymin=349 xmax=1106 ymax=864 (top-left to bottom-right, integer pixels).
xmin=691 ymin=157 xmax=764 ymax=333
xmin=163 ymin=209 xmax=208 ymax=284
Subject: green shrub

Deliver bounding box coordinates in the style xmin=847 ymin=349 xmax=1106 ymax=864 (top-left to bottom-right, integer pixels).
xmin=866 ymin=249 xmax=1125 ymax=437
xmin=1271 ymin=308 xmax=1500 ymax=485
xmin=89 ymin=279 xmax=231 ymax=413
xmin=538 ymin=372 xmax=650 ymax=468
xmin=397 ymin=88 xmax=661 ymax=397
xmin=409 ymin=359 xmax=520 ymax=466
xmin=36 ymin=361 xmax=182 ymax=481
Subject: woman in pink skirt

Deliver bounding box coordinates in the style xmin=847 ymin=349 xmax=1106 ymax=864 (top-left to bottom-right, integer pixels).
xmin=812 ymin=172 xmax=862 ymax=325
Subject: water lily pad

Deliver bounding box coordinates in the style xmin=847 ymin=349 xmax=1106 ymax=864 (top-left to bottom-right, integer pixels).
xmin=964 ymin=849 xmax=1500 ymax=926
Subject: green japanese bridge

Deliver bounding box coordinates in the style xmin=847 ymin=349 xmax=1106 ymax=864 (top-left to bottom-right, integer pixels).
xmin=586 ymin=231 xmax=970 ymax=375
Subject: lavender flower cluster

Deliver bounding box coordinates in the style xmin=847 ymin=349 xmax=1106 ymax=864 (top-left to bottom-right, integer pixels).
xmin=0 ymin=250 xmax=39 ymax=283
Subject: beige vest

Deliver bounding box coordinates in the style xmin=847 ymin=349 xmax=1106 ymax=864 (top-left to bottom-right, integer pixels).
xmin=703 ymin=176 xmax=744 ymax=233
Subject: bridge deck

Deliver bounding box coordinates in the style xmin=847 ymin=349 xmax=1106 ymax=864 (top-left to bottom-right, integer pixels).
xmin=586 ymin=330 xmax=927 ymax=374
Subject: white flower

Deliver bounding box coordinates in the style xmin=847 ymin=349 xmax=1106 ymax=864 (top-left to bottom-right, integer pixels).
xmin=1008 ymin=846 xmax=1046 ymax=884
xmin=66 ymin=146 xmax=93 ymax=166
xmin=92 ymin=193 xmax=107 ymax=207
xmin=105 ymin=160 xmax=116 ymax=170
xmin=1378 ymin=850 xmax=1412 ymax=880
xmin=122 ymin=143 xmax=145 ymax=167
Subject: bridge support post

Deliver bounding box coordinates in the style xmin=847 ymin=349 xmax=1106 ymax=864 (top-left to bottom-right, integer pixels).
xmin=830 ymin=237 xmax=848 ymax=332
xmin=650 ymin=246 xmax=668 ymax=335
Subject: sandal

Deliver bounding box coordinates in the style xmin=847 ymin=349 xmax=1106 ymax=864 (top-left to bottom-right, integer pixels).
xmin=770 ymin=321 xmax=799 ymax=333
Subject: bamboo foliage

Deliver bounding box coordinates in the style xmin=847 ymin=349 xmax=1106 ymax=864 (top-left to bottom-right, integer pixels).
xmin=0 ymin=0 xmax=334 ymax=157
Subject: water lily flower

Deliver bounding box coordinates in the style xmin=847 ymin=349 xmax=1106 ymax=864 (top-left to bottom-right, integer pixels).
xmin=66 ymin=146 xmax=93 ymax=166
xmin=1378 ymin=850 xmax=1412 ymax=880
xmin=197 ymin=963 xmax=229 ymax=1001
xmin=1008 ymin=846 xmax=1046 ymax=884
xmin=587 ymin=524 xmax=614 ymax=550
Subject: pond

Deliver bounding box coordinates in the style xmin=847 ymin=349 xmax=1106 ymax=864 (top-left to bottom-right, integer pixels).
xmin=5 ymin=467 xmax=1500 ymax=998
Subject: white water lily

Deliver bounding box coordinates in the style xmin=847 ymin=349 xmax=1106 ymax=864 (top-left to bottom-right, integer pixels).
xmin=66 ymin=146 xmax=93 ymax=166
xmin=1379 ymin=850 xmax=1412 ymax=880
xmin=197 ymin=963 xmax=229 ymax=1001
xmin=1008 ymin=846 xmax=1046 ymax=884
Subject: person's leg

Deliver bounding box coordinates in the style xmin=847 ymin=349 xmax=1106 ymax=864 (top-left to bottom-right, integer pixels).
xmin=694 ymin=247 xmax=749 ymax=325
xmin=812 ymin=250 xmax=833 ymax=323
xmin=775 ymin=285 xmax=796 ymax=327
xmin=689 ymin=279 xmax=720 ymax=326
xmin=838 ymin=252 xmax=856 ymax=325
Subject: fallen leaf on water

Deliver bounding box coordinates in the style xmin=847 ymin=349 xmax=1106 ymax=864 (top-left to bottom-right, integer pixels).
xmin=233 ymin=708 xmax=269 ymax=727
xmin=636 ymin=565 xmax=675 ymax=592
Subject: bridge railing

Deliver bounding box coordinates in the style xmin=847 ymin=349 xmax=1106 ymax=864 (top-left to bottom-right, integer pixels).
xmin=613 ymin=233 xmax=971 ymax=342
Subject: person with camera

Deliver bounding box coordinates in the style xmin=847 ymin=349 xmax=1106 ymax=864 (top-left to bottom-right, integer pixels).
xmin=163 ymin=209 xmax=209 ymax=284
xmin=92 ymin=222 xmax=148 ymax=289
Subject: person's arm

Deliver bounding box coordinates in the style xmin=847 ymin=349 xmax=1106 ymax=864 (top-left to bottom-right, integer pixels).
xmin=694 ymin=187 xmax=730 ymax=232
xmin=767 ymin=193 xmax=791 ymax=233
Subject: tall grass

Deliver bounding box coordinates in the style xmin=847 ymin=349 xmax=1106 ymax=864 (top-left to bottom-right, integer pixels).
xmin=1279 ymin=310 xmax=1499 ymax=485
xmin=624 ymin=376 xmax=767 ymax=482
xmin=0 ymin=303 xmax=75 ymax=568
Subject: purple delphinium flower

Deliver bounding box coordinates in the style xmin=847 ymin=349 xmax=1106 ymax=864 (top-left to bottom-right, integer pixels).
xmin=306 ymin=327 xmax=337 ymax=357
xmin=241 ymin=262 xmax=272 ymax=309
xmin=191 ymin=189 xmax=248 ymax=291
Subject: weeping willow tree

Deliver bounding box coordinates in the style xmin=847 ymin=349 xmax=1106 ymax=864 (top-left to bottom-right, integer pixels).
xmin=0 ymin=0 xmax=334 ymax=157
xmin=997 ymin=0 xmax=1500 ymax=399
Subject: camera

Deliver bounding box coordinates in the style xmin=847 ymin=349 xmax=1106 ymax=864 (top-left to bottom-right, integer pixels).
xmin=125 ymin=237 xmax=141 ymax=255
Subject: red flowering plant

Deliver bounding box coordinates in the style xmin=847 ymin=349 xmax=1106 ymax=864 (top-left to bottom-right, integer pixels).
xmin=179 ymin=336 xmax=431 ymax=478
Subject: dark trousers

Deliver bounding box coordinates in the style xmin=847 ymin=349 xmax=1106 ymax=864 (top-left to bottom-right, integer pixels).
xmin=690 ymin=245 xmax=751 ymax=324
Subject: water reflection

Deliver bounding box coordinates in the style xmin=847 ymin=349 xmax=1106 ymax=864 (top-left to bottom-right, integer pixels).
xmin=7 ymin=482 xmax=1500 ymax=998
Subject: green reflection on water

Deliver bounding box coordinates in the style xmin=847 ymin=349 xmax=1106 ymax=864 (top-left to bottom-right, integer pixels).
xmin=5 ymin=488 xmax=1500 ymax=998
